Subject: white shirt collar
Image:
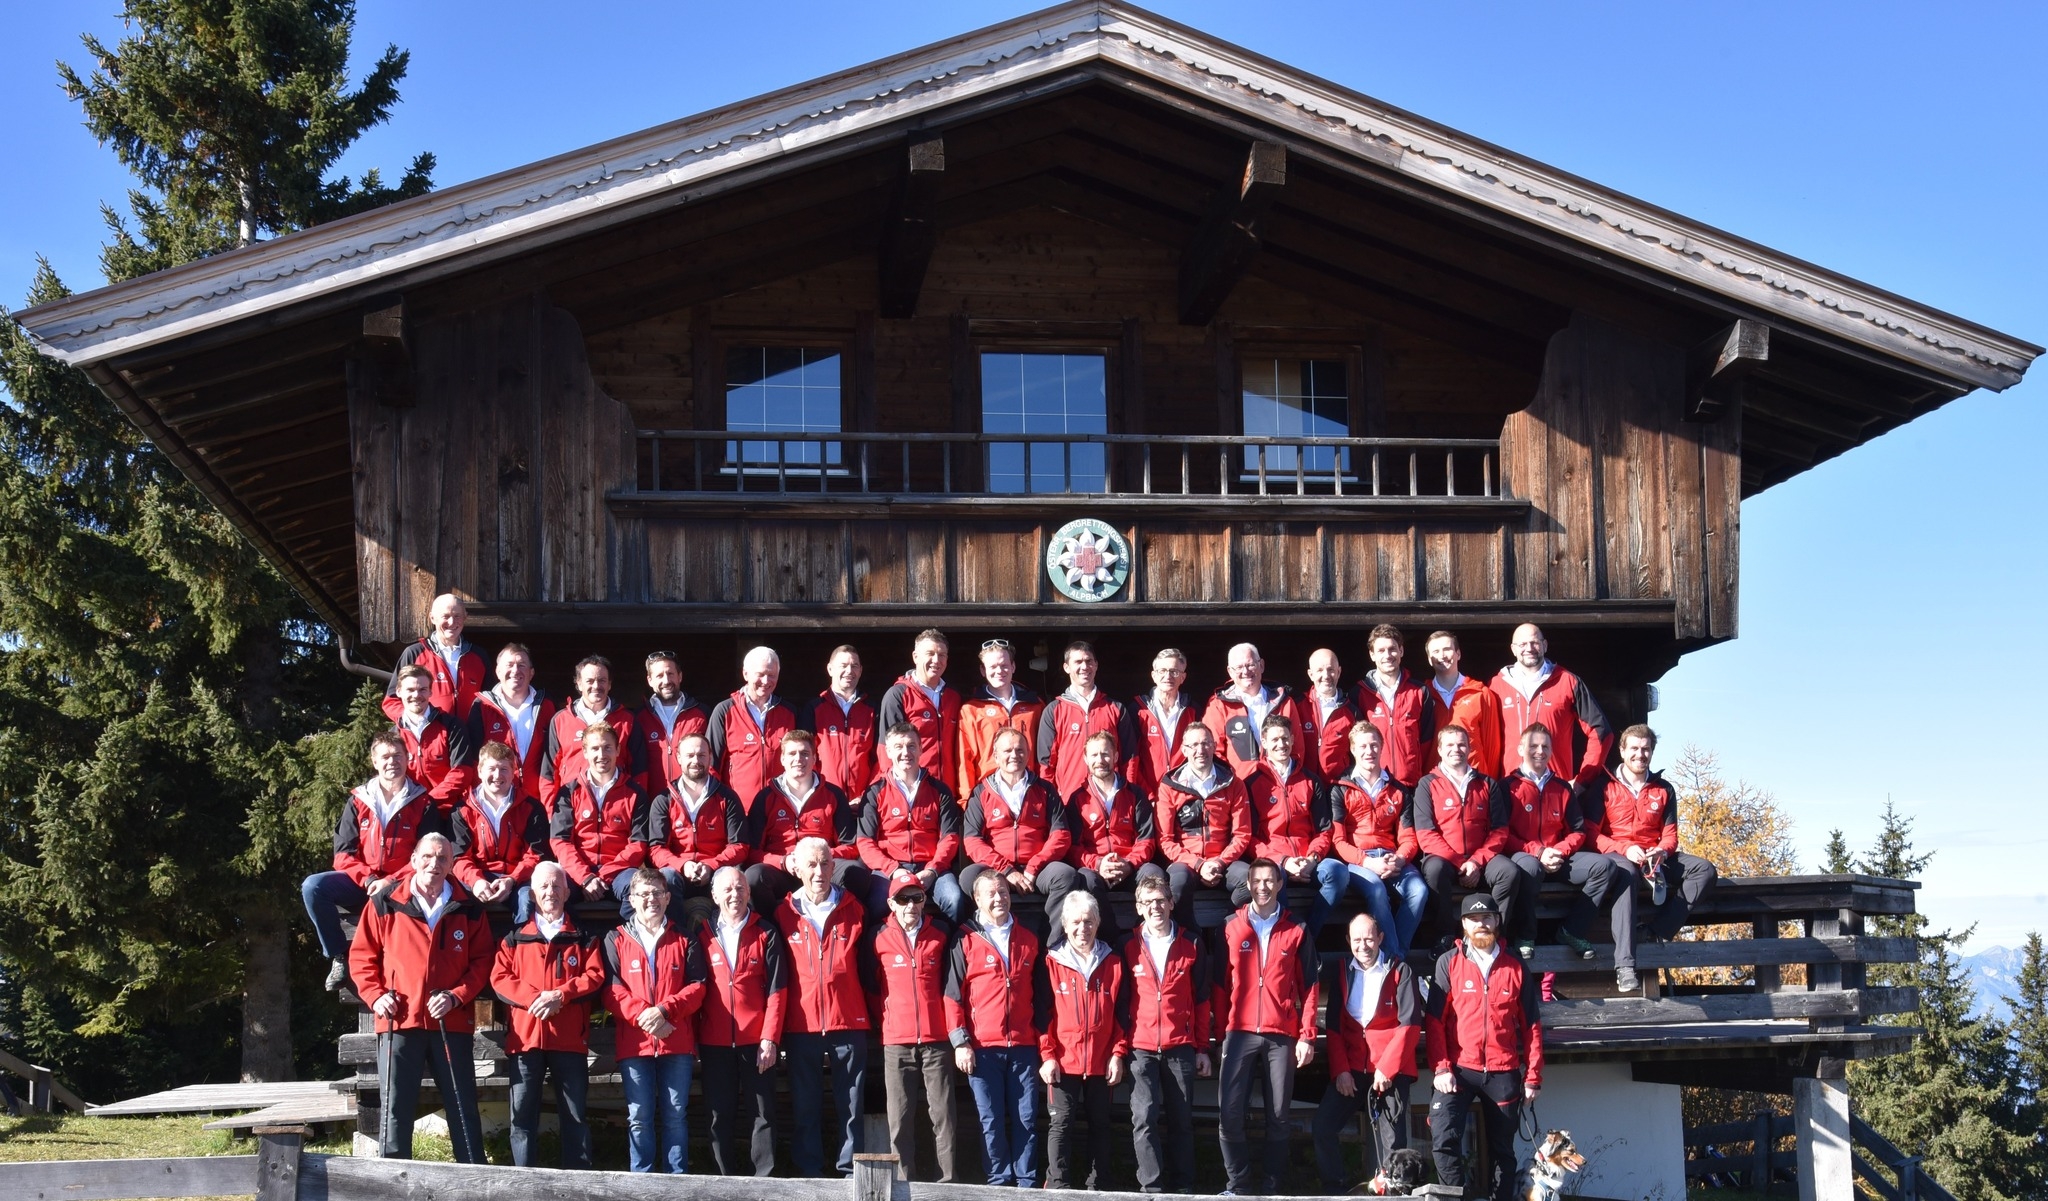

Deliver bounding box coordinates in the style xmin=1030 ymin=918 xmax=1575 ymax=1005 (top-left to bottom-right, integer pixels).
xmin=420 ymin=880 xmax=454 ymax=930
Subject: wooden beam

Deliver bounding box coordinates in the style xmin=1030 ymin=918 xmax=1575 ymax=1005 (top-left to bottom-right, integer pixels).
xmin=1687 ymin=318 xmax=1768 ymax=421
xmin=348 ymin=296 xmax=413 ymax=409
xmin=1178 ymin=141 xmax=1287 ymax=326
xmin=877 ymin=136 xmax=945 ymax=318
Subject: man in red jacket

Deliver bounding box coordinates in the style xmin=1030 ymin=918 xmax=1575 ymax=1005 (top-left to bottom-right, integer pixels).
xmin=469 ymin=642 xmax=554 ymax=803
xmin=348 ymin=833 xmax=493 ymax=1163
xmin=490 ymin=861 xmax=606 ymax=1169
xmin=1356 ymin=624 xmax=1432 ymax=788
xmin=1502 ymin=724 xmax=1619 ymax=962
xmin=393 ymin=664 xmax=478 ymax=813
xmin=957 ymin=637 xmax=1044 ymax=797
xmin=858 ymin=723 xmax=966 ymax=922
xmin=382 ymin=593 xmax=485 ymax=723
xmin=866 ymin=870 xmax=960 ymax=1182
xmin=540 ymin=656 xmax=638 ymax=807
xmin=602 ymin=867 xmax=708 ymax=1174
xmin=450 ymin=741 xmax=548 ymax=925
xmin=632 ymin=650 xmax=708 ymax=799
xmin=709 ymin=647 xmax=798 ymax=810
xmin=1037 ymin=891 xmax=1131 ymax=1191
xmin=547 ymin=722 xmax=649 ymax=908
xmin=1204 ymin=642 xmax=1305 ymax=779
xmin=305 ymin=730 xmax=444 ymax=991
xmin=1127 ymin=647 xmax=1195 ymax=796
xmin=1412 ymin=725 xmax=1525 ymax=953
xmin=746 ymin=729 xmax=867 ymax=913
xmin=1329 ymin=723 xmax=1429 ymax=959
xmin=1300 ymin=647 xmax=1361 ymax=781
xmin=1584 ymin=725 xmax=1718 ymax=992
xmin=776 ymin=837 xmax=874 ymax=1177
xmin=645 ymin=732 xmax=749 ymax=924
xmin=1154 ymin=722 xmax=1253 ymax=928
xmin=1427 ymin=894 xmax=1542 ymax=1201
xmin=1065 ymin=729 xmax=1163 ymax=939
xmin=1240 ymin=716 xmax=1347 ymax=935
xmin=1118 ymin=873 xmax=1211 ymax=1195
xmin=959 ymin=728 xmax=1079 ymax=931
xmin=880 ymin=629 xmax=962 ymax=787
xmin=1217 ymin=858 xmax=1319 ymax=1195
xmin=696 ymin=865 xmax=788 ymax=1177
xmin=1422 ymin=630 xmax=1503 ymax=777
xmin=1314 ymin=912 xmax=1422 ymax=1192
xmin=945 ymin=871 xmax=1049 ymax=1188
xmin=801 ymin=645 xmax=879 ymax=802
xmin=1038 ymin=640 xmax=1135 ymax=804
xmin=1490 ymin=623 xmax=1613 ymax=783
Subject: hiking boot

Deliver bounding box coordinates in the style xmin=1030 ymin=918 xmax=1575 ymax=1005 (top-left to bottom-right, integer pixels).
xmin=1558 ymin=929 xmax=1598 ymax=960
xmin=325 ymin=958 xmax=349 ymax=992
xmin=1615 ymin=966 xmax=1640 ymax=994
xmin=1514 ymin=940 xmax=1537 ymax=960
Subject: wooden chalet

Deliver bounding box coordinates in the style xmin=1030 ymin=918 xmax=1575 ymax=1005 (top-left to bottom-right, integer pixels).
xmin=10 ymin=4 xmax=2037 ymax=1196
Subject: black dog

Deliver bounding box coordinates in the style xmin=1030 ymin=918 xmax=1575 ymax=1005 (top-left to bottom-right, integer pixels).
xmin=1353 ymin=1147 xmax=1430 ymax=1196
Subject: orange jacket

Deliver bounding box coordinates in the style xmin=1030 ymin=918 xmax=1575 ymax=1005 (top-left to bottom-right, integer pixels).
xmin=1423 ymin=675 xmax=1504 ymax=778
xmin=955 ymin=686 xmax=1044 ymax=797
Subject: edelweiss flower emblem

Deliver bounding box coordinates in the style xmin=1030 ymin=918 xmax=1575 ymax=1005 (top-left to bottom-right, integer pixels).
xmin=1044 ymin=519 xmax=1131 ymax=602
xmin=1057 ymin=531 xmax=1118 ymax=593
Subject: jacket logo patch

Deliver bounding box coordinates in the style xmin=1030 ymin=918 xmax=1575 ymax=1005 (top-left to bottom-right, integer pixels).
xmin=1241 ymin=940 xmax=1252 ymax=951
xmin=566 ymin=953 xmax=578 ymax=967
xmin=986 ymin=954 xmax=997 ymax=966
xmin=893 ymin=808 xmax=903 ymax=817
xmin=453 ymin=929 xmax=463 ymax=940
xmin=1069 ymin=723 xmax=1080 ymax=733
xmin=1525 ymin=803 xmax=1534 ymax=811
xmin=894 ymin=954 xmax=906 ymax=965
xmin=628 ymin=962 xmax=642 ymax=973
xmin=778 ymin=810 xmax=790 ymax=821
xmin=581 ymin=809 xmax=593 ymax=819
xmin=1462 ymin=979 xmax=1475 ymax=990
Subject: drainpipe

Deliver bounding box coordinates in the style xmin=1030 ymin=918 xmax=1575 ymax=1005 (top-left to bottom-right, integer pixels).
xmin=337 ymin=633 xmax=391 ymax=684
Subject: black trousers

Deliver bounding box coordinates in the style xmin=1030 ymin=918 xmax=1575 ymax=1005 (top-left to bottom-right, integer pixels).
xmin=881 ymin=1042 xmax=960 ymax=1182
xmin=1430 ymin=1066 xmax=1523 ymax=1201
xmin=958 ymin=860 xmax=1080 ymax=931
xmin=1129 ymin=1046 xmax=1199 ymax=1193
xmin=786 ymin=1030 xmax=867 ymax=1176
xmin=1162 ymin=863 xmax=1229 ymax=930
xmin=1418 ymin=854 xmax=1526 ymax=945
xmin=699 ymin=1043 xmax=777 ymax=1176
xmin=1046 ymin=1072 xmax=1116 ymax=1190
xmin=1313 ymin=1076 xmax=1410 ymax=1190
xmin=378 ymin=1029 xmax=485 ymax=1163
xmin=1505 ymin=851 xmax=1617 ymax=945
xmin=1606 ymin=850 xmax=1718 ymax=955
xmin=1218 ymin=1031 xmax=1296 ymax=1193
xmin=507 ymin=1048 xmax=590 ymax=1168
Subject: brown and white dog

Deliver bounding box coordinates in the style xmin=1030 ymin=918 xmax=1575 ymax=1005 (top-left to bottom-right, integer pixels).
xmin=1525 ymin=1130 xmax=1587 ymax=1201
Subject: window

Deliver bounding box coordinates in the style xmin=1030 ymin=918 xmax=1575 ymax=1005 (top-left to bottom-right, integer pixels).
xmin=1241 ymin=357 xmax=1349 ymax=476
xmin=980 ymin=352 xmax=1108 ymax=493
xmin=725 ymin=346 xmax=842 ymax=468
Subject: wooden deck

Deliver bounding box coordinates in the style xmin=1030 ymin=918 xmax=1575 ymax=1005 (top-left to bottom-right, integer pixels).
xmin=86 ymin=1079 xmax=350 ymax=1118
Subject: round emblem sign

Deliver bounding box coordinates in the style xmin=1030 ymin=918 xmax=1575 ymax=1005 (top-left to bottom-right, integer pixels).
xmin=1046 ymin=519 xmax=1130 ymax=603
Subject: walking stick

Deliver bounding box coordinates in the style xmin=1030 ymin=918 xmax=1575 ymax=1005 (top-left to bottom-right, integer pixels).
xmin=437 ymin=1014 xmax=477 ymax=1164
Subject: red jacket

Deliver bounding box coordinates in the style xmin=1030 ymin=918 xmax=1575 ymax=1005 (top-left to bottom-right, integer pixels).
xmin=1322 ymin=953 xmax=1422 ymax=1082
xmin=448 ymin=788 xmax=548 ymax=890
xmin=708 ymin=692 xmax=798 ymax=812
xmin=1155 ymin=767 xmax=1253 ymax=868
xmin=1118 ymin=924 xmax=1211 ymax=1052
xmin=469 ymin=687 xmax=556 ymax=803
xmin=1489 ymin=664 xmax=1613 ymax=784
xmin=880 ymin=676 xmax=962 ymax=790
xmin=1584 ymin=770 xmax=1681 ymax=856
xmin=1423 ymin=676 xmax=1505 ymax=778
xmin=1203 ymin=686 xmax=1306 ymax=779
xmin=539 ymin=701 xmax=638 ymax=807
xmin=857 ymin=771 xmax=962 ymax=874
xmin=1355 ymin=673 xmax=1433 ymax=788
xmin=963 ymin=774 xmax=1072 ymax=876
xmin=867 ymin=915 xmax=954 ymax=1045
xmin=398 ymin=707 xmax=478 ymax=811
xmin=1066 ymin=776 xmax=1158 ymax=871
xmin=1243 ymin=760 xmax=1333 ymax=862
xmin=956 ymin=686 xmax=1044 ymax=798
xmin=645 ymin=776 xmax=749 ymax=874
xmin=631 ymin=694 xmax=709 ymax=800
xmin=1299 ymin=691 xmax=1364 ymax=782
xmin=1037 ymin=943 xmax=1130 ymax=1076
xmin=1411 ymin=769 xmax=1510 ymax=867
xmin=944 ymin=918 xmax=1046 ymax=1049
xmin=1125 ymin=694 xmax=1196 ymax=796
xmin=383 ymin=637 xmax=486 ymax=724
xmin=1037 ymin=691 xmax=1135 ymax=806
xmin=547 ymin=773 xmax=649 ymax=888
xmin=1216 ymin=905 xmax=1319 ymax=1040
xmin=747 ymin=777 xmax=859 ymax=871
xmin=490 ymin=916 xmax=607 ymax=1053
xmin=1427 ymin=942 xmax=1543 ymax=1090
xmin=1504 ymin=771 xmax=1588 ymax=857
xmin=603 ymin=922 xmax=707 ymax=1059
xmin=775 ymin=888 xmax=872 ymax=1035
xmin=348 ymin=876 xmax=495 ymax=1034
xmin=1328 ymin=774 xmax=1418 ymax=865
xmin=695 ymin=912 xmax=789 ymax=1049
xmin=801 ymin=690 xmax=879 ymax=801
xmin=332 ymin=779 xmax=444 ymax=886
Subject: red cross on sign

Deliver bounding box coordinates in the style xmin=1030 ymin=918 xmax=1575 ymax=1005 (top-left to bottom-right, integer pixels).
xmin=1072 ymin=542 xmax=1104 ymax=575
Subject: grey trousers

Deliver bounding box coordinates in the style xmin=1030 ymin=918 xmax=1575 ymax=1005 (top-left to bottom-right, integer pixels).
xmin=882 ymin=1042 xmax=960 ymax=1182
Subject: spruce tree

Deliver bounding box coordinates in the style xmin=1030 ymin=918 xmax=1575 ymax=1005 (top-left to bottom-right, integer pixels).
xmin=1820 ymin=827 xmax=1853 ymax=875
xmin=2004 ymin=933 xmax=2048 ymax=1191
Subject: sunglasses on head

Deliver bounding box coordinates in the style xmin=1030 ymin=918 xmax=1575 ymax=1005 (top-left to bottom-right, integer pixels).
xmin=980 ymin=639 xmax=1012 ymax=652
xmin=645 ymin=651 xmax=677 ymax=666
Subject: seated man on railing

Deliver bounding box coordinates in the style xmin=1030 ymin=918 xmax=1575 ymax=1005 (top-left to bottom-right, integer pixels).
xmin=1355 ymin=624 xmax=1431 ymax=789
xmin=644 ymin=732 xmax=749 ymax=926
xmin=880 ymin=628 xmax=963 ymax=790
xmin=708 ymin=647 xmax=797 ymax=812
xmin=304 ymin=730 xmax=443 ymax=992
xmin=1064 ymin=728 xmax=1165 ymax=943
xmin=960 ymin=728 xmax=1081 ymax=937
xmin=448 ymin=740 xmax=549 ymax=926
xmin=391 ymin=663 xmax=479 ymax=815
xmin=857 ymin=722 xmax=967 ymax=923
xmin=1154 ymin=722 xmax=1253 ymax=930
xmin=1329 ymin=723 xmax=1429 ymax=960
xmin=1582 ymin=724 xmax=1718 ymax=986
xmin=956 ymin=636 xmax=1044 ymax=797
xmin=1410 ymin=725 xmax=1525 ymax=956
xmin=1240 ymin=715 xmax=1348 ymax=936
xmin=1500 ymin=724 xmax=1622 ymax=969
xmin=800 ymin=644 xmax=878 ymax=802
xmin=744 ymin=729 xmax=867 ymax=915
xmin=1299 ymin=647 xmax=1363 ymax=781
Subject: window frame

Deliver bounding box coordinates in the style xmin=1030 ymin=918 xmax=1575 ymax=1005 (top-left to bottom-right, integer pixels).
xmin=972 ymin=338 xmax=1120 ymax=496
xmin=711 ymin=329 xmax=855 ymax=477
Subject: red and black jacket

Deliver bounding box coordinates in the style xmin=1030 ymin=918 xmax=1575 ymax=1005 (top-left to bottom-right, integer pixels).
xmin=398 ymin=706 xmax=478 ymax=812
xmin=1125 ymin=694 xmax=1196 ymax=796
xmin=1582 ymin=769 xmax=1681 ymax=856
xmin=1322 ymin=953 xmax=1422 ymax=1083
xmin=646 ymin=775 xmax=750 ymax=874
xmin=1037 ymin=690 xmax=1136 ymax=808
xmin=1328 ymin=774 xmax=1418 ymax=865
xmin=695 ymin=912 xmax=790 ymax=1049
xmin=539 ymin=701 xmax=638 ymax=807
xmin=1503 ymin=770 xmax=1588 ymax=858
xmin=1299 ymin=691 xmax=1365 ymax=783
xmin=1118 ymin=924 xmax=1212 ymax=1052
xmin=1243 ymin=759 xmax=1334 ymax=862
xmin=800 ymin=690 xmax=879 ymax=802
xmin=707 ymin=691 xmax=798 ymax=812
xmin=1489 ymin=664 xmax=1613 ymax=785
xmin=879 ymin=675 xmax=962 ymax=789
xmin=1037 ymin=942 xmax=1131 ymax=1077
xmin=747 ymin=776 xmax=860 ymax=871
xmin=1202 ymin=685 xmax=1307 ymax=779
xmin=1410 ymin=768 xmax=1510 ymax=867
xmin=548 ymin=773 xmax=650 ymax=888
xmin=490 ymin=915 xmax=607 ymax=1053
xmin=944 ymin=918 xmax=1047 ymax=1049
xmin=348 ymin=876 xmax=494 ymax=1034
xmin=332 ymin=779 xmax=444 ymax=886
xmin=775 ymin=888 xmax=873 ymax=1035
xmin=603 ymin=921 xmax=708 ymax=1059
xmin=1355 ymin=672 xmax=1433 ymax=788
xmin=630 ymin=694 xmax=709 ymax=800
xmin=469 ymin=688 xmax=557 ymax=804
xmin=962 ymin=774 xmax=1072 ymax=876
xmin=382 ymin=637 xmax=486 ymax=724
xmin=1065 ymin=776 xmax=1158 ymax=871
xmin=866 ymin=914 xmax=954 ymax=1045
xmin=1154 ymin=767 xmax=1253 ymax=869
xmin=1427 ymin=941 xmax=1543 ymax=1090
xmin=857 ymin=771 xmax=962 ymax=874
xmin=1215 ymin=905 xmax=1320 ymax=1041
xmin=448 ymin=787 xmax=549 ymax=891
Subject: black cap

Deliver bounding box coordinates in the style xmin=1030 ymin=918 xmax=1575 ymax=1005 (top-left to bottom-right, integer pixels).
xmin=1459 ymin=894 xmax=1501 ymax=918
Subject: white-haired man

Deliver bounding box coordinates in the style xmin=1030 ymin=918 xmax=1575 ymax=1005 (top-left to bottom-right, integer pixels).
xmin=709 ymin=647 xmax=797 ymax=811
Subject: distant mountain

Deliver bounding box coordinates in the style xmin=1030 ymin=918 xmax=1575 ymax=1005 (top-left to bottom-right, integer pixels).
xmin=1962 ymin=945 xmax=2028 ymax=1019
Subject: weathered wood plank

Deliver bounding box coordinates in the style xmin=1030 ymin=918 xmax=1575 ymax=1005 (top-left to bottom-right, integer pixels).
xmin=0 ymin=1155 xmax=255 ymax=1201
xmin=904 ymin=523 xmax=950 ymax=604
xmin=851 ymin=523 xmax=907 ymax=604
xmin=347 ymin=384 xmax=398 ymax=644
xmin=956 ymin=524 xmax=1040 ymax=604
xmin=1543 ymin=986 xmax=1916 ymax=1028
xmin=1524 ymin=935 xmax=1917 ymax=975
xmin=1666 ymin=419 xmax=1708 ymax=639
xmin=1139 ymin=526 xmax=1227 ymax=602
xmin=301 ymin=1155 xmax=861 ymax=1201
xmin=749 ymin=523 xmax=847 ymax=604
xmin=1703 ymin=400 xmax=1741 ymax=638
xmin=491 ymin=296 xmax=537 ymax=602
xmin=1232 ymin=523 xmax=1319 ymax=602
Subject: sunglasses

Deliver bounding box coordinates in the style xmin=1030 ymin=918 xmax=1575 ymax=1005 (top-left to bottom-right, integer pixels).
xmin=980 ymin=639 xmax=1012 ymax=652
xmin=645 ymin=651 xmax=678 ymax=666
xmin=893 ymin=893 xmax=927 ymax=905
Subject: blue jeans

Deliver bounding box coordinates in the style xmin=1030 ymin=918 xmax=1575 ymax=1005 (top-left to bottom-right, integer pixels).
xmin=620 ymin=1053 xmax=694 ymax=1173
xmin=1345 ymin=857 xmax=1429 ymax=958
xmin=787 ymin=1030 xmax=867 ymax=1176
xmin=1303 ymin=857 xmax=1350 ymax=936
xmin=863 ymin=866 xmax=966 ymax=924
xmin=301 ymin=871 xmax=367 ymax=960
xmin=966 ymin=1044 xmax=1041 ymax=1187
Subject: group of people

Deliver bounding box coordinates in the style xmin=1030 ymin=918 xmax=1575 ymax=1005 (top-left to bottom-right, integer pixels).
xmin=313 ymin=594 xmax=1719 ymax=1199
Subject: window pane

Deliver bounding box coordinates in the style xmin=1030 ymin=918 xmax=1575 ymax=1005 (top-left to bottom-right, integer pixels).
xmin=980 ymin=353 xmax=1108 ymax=493
xmin=1241 ymin=357 xmax=1348 ymax=476
xmin=725 ymin=346 xmax=841 ymax=467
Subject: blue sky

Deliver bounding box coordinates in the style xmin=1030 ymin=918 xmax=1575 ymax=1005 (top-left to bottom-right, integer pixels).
xmin=6 ymin=3 xmax=2044 ymax=948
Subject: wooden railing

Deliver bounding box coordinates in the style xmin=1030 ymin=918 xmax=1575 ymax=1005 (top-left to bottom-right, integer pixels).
xmin=0 ymin=1043 xmax=86 ymax=1113
xmin=633 ymin=430 xmax=1500 ymax=501
xmin=1686 ymin=1110 xmax=1956 ymax=1201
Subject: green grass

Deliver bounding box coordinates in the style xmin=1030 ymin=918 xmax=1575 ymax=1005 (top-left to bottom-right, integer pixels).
xmin=0 ymin=1111 xmax=356 ymax=1162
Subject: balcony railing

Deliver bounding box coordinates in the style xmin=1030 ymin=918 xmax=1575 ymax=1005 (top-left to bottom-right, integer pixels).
xmin=633 ymin=430 xmax=1499 ymax=500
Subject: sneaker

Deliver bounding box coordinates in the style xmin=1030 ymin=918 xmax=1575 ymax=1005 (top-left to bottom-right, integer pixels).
xmin=1558 ymin=929 xmax=1598 ymax=960
xmin=324 ymin=958 xmax=349 ymax=992
xmin=1649 ymin=872 xmax=1669 ymax=908
xmin=1616 ymin=967 xmax=1640 ymax=993
xmin=1514 ymin=940 xmax=1537 ymax=960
